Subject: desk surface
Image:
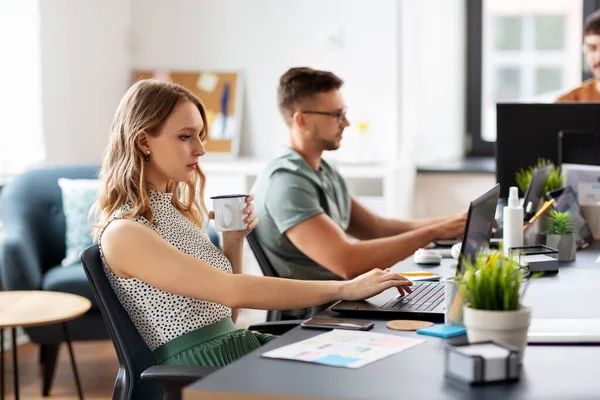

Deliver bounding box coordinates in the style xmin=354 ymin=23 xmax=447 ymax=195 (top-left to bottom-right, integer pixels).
xmin=184 ymin=243 xmax=600 ymax=400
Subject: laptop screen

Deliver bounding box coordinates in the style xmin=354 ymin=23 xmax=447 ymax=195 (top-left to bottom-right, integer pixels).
xmin=457 ymin=184 xmax=500 ymax=273
xmin=522 ymin=164 xmax=553 ymax=221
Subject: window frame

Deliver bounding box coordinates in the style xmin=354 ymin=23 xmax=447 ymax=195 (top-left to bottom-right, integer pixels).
xmin=465 ymin=0 xmax=600 ymax=157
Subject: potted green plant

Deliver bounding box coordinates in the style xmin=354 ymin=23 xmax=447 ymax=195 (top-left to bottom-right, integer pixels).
xmin=544 ymin=210 xmax=576 ymax=261
xmin=456 ymin=251 xmax=541 ymax=362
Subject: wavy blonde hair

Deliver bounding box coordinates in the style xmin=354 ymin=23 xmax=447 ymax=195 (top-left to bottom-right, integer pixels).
xmin=92 ymin=79 xmax=208 ymax=239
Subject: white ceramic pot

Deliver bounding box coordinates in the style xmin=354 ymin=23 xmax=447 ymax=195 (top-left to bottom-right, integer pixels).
xmin=463 ymin=306 xmax=531 ymax=363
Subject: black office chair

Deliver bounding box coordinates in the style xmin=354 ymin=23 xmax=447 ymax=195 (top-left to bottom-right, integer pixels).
xmin=246 ymin=231 xmax=321 ymax=322
xmin=246 ymin=231 xmax=286 ymax=321
xmin=80 ymin=244 xmax=299 ymax=400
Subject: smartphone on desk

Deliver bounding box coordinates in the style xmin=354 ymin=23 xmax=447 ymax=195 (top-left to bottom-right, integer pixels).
xmin=301 ymin=317 xmax=374 ymax=331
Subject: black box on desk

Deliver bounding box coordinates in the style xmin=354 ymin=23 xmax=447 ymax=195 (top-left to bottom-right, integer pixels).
xmin=509 ymin=245 xmax=559 ymax=273
xmin=445 ymin=341 xmax=520 ymax=385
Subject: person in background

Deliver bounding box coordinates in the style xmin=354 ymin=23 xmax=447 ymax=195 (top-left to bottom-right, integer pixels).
xmin=93 ymin=79 xmax=413 ymax=367
xmin=251 ymin=67 xmax=467 ymax=318
xmin=558 ymin=9 xmax=600 ymax=101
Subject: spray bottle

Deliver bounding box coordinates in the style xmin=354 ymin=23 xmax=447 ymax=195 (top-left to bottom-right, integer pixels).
xmin=503 ymin=186 xmax=524 ymax=257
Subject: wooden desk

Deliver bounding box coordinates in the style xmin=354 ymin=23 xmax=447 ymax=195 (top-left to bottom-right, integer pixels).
xmin=0 ymin=291 xmax=91 ymax=400
xmin=184 ymin=243 xmax=600 ymax=400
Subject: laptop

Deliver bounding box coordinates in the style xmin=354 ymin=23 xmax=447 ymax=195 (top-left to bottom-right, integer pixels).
xmin=331 ymin=184 xmax=500 ymax=322
xmin=522 ymin=164 xmax=553 ymax=221
xmin=528 ymin=319 xmax=600 ymax=344
xmin=561 ymin=163 xmax=600 ymax=202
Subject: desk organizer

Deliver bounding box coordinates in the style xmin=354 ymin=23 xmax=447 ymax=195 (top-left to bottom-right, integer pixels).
xmin=445 ymin=341 xmax=520 ymax=385
xmin=509 ymin=245 xmax=559 ymax=273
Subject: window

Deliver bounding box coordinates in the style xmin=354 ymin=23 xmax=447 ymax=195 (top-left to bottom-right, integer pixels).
xmin=467 ymin=0 xmax=597 ymax=156
xmin=0 ymin=0 xmax=45 ymax=181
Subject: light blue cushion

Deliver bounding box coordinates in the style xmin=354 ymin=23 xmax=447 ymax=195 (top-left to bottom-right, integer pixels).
xmin=58 ymin=178 xmax=100 ymax=266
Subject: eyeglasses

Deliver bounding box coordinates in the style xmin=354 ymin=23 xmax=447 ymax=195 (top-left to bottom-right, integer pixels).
xmin=583 ymin=44 xmax=600 ymax=55
xmin=301 ymin=108 xmax=347 ymax=124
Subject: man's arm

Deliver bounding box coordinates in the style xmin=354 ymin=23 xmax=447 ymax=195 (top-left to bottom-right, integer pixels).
xmin=346 ymin=197 xmax=459 ymax=240
xmin=286 ymin=212 xmax=466 ymax=279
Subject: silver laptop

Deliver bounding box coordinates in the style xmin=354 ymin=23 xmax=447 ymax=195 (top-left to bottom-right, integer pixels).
xmin=561 ymin=163 xmax=600 ymax=202
xmin=331 ymin=184 xmax=500 ymax=322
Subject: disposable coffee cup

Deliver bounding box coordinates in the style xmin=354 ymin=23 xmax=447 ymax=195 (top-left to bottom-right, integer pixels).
xmin=210 ymin=194 xmax=247 ymax=232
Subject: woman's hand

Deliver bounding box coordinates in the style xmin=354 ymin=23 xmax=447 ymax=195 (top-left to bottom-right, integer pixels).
xmin=208 ymin=194 xmax=259 ymax=241
xmin=340 ymin=269 xmax=414 ymax=301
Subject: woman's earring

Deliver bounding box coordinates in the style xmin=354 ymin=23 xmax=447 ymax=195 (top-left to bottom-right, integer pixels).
xmin=144 ymin=150 xmax=150 ymax=162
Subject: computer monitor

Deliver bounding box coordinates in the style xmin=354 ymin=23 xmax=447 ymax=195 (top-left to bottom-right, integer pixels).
xmin=496 ymin=103 xmax=600 ymax=198
xmin=558 ymin=130 xmax=600 ymax=165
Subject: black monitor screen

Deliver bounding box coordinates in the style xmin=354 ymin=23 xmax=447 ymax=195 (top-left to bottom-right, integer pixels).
xmin=496 ymin=103 xmax=600 ymax=198
xmin=558 ymin=129 xmax=600 ymax=165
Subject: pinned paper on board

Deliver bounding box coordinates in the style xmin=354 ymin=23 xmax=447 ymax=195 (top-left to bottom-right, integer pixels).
xmin=152 ymin=70 xmax=171 ymax=83
xmin=133 ymin=70 xmax=243 ymax=157
xmin=196 ymin=73 xmax=219 ymax=93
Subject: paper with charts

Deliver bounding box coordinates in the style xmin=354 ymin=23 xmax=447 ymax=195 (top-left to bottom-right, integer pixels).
xmin=261 ymin=329 xmax=424 ymax=368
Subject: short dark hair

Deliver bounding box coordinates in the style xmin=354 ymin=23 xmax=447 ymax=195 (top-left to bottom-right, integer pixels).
xmin=277 ymin=67 xmax=344 ymax=125
xmin=584 ymin=10 xmax=600 ymax=36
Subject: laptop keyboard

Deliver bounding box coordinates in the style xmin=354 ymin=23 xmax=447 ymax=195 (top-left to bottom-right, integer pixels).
xmin=382 ymin=282 xmax=445 ymax=312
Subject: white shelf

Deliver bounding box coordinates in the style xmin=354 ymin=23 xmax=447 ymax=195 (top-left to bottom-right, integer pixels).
xmin=200 ymin=158 xmax=266 ymax=174
xmin=200 ymin=158 xmax=392 ymax=177
xmin=199 ymin=158 xmax=412 ymax=219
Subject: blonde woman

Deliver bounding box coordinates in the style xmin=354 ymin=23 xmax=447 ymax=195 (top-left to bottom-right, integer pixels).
xmin=93 ymin=79 xmax=413 ymax=367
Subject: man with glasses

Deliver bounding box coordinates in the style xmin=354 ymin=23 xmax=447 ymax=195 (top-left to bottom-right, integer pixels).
xmin=251 ymin=67 xmax=466 ymax=318
xmin=558 ymin=10 xmax=600 ymax=101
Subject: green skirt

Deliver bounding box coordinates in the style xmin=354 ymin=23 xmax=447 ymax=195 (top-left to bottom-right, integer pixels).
xmin=152 ymin=318 xmax=277 ymax=367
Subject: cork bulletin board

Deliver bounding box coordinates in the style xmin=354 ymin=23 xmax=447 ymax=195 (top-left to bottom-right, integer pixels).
xmin=133 ymin=70 xmax=243 ymax=157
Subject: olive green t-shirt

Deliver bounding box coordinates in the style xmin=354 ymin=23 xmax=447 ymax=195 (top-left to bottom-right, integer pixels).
xmin=252 ymin=148 xmax=351 ymax=281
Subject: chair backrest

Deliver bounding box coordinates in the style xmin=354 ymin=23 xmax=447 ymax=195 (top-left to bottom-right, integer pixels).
xmin=0 ymin=165 xmax=99 ymax=289
xmin=246 ymin=231 xmax=285 ymax=321
xmin=80 ymin=244 xmax=162 ymax=400
xmin=246 ymin=231 xmax=279 ymax=278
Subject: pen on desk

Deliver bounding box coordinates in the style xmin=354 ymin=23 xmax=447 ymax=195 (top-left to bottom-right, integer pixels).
xmin=398 ymin=272 xmax=435 ymax=277
xmin=522 ymin=199 xmax=554 ymax=232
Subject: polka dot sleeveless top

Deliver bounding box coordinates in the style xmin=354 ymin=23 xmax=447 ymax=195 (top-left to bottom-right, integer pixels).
xmin=98 ymin=190 xmax=232 ymax=351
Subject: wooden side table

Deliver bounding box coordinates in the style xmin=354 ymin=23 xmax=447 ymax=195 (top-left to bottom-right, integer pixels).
xmin=0 ymin=291 xmax=91 ymax=400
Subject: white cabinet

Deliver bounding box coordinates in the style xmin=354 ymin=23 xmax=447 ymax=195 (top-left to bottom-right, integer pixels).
xmin=412 ymin=173 xmax=496 ymax=218
xmin=200 ymin=158 xmax=414 ymax=219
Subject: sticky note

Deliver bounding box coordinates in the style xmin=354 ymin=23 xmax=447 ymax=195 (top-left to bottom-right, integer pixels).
xmin=416 ymin=324 xmax=466 ymax=338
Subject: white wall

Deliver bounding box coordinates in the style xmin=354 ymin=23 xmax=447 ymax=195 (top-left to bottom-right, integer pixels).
xmin=39 ymin=0 xmax=131 ymax=165
xmin=0 ymin=0 xmax=44 ymax=176
xmin=412 ymin=0 xmax=466 ymax=164
xmin=130 ymin=0 xmax=398 ymax=162
xmin=393 ymin=0 xmax=466 ymax=217
xmin=35 ymin=0 xmax=466 ymax=183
